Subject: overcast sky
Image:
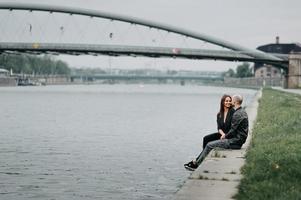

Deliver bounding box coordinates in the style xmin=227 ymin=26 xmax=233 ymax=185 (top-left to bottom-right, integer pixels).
xmin=1 ymin=0 xmax=300 ymax=71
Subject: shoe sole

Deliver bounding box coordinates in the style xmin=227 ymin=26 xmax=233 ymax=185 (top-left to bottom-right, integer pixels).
xmin=184 ymin=165 xmax=196 ymax=171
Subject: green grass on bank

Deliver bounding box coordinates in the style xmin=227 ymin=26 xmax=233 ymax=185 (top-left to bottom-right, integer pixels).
xmin=235 ymin=88 xmax=301 ymax=200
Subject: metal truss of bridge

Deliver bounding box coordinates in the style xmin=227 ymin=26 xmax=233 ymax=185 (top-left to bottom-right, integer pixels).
xmin=0 ymin=3 xmax=289 ymax=68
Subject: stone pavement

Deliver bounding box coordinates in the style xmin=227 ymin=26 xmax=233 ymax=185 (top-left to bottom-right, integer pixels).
xmin=174 ymin=90 xmax=262 ymax=200
xmin=272 ymin=87 xmax=301 ymax=95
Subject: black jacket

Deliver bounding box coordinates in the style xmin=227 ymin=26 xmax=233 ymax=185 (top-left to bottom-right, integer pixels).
xmin=216 ymin=107 xmax=235 ymax=133
xmin=225 ymin=107 xmax=249 ymax=146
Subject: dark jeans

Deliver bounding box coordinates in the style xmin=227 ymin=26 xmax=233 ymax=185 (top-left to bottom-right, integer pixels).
xmin=203 ymin=132 xmax=221 ymax=149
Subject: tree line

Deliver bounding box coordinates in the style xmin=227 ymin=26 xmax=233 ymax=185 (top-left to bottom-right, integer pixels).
xmin=0 ymin=54 xmax=71 ymax=75
xmin=0 ymin=53 xmax=253 ymax=78
xmin=223 ymin=62 xmax=253 ymax=78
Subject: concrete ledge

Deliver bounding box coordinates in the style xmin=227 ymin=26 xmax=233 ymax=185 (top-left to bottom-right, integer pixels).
xmin=175 ymin=180 xmax=239 ymax=200
xmin=174 ymin=89 xmax=262 ymax=200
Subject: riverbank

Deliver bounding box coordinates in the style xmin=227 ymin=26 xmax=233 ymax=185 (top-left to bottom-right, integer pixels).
xmin=174 ymin=89 xmax=262 ymax=200
xmin=235 ymin=88 xmax=301 ymax=199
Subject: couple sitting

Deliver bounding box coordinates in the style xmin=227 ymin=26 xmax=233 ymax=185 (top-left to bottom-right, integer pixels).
xmin=184 ymin=94 xmax=249 ymax=171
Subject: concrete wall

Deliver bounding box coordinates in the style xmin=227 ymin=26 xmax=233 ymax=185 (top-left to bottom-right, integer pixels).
xmin=32 ymin=75 xmax=71 ymax=85
xmin=43 ymin=76 xmax=70 ymax=85
xmin=288 ymin=54 xmax=301 ymax=88
xmin=0 ymin=77 xmax=17 ymax=86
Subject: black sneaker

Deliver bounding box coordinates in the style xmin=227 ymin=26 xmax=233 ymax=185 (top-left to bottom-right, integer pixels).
xmin=184 ymin=161 xmax=198 ymax=171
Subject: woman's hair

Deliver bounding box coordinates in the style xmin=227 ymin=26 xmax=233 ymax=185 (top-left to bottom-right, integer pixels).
xmin=217 ymin=94 xmax=232 ymax=117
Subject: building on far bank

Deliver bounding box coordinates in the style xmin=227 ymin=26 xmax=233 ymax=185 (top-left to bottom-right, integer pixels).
xmin=0 ymin=68 xmax=9 ymax=77
xmin=254 ymin=37 xmax=301 ymax=78
xmin=254 ymin=64 xmax=282 ymax=78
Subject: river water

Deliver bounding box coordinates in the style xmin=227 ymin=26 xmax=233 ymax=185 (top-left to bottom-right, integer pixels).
xmin=0 ymin=84 xmax=257 ymax=200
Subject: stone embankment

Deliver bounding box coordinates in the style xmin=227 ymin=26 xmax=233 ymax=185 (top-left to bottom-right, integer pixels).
xmin=174 ymin=89 xmax=262 ymax=200
xmin=0 ymin=77 xmax=17 ymax=86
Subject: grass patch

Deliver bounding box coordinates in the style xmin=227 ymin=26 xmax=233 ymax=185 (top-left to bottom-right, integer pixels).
xmin=235 ymin=88 xmax=301 ymax=200
xmin=211 ymin=150 xmax=222 ymax=158
xmin=211 ymin=149 xmax=226 ymax=158
xmin=198 ymin=175 xmax=209 ymax=180
xmin=226 ymin=171 xmax=237 ymax=174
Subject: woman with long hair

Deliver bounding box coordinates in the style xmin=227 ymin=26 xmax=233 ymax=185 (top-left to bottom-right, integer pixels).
xmin=202 ymin=94 xmax=235 ymax=149
xmin=184 ymin=94 xmax=235 ymax=170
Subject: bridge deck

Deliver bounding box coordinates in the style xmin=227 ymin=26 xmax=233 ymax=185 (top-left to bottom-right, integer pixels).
xmin=0 ymin=42 xmax=289 ymax=65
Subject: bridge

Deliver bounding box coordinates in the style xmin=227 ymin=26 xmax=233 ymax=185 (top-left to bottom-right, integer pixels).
xmin=0 ymin=3 xmax=300 ymax=88
xmin=71 ymin=73 xmax=223 ymax=84
xmin=0 ymin=42 xmax=289 ymax=65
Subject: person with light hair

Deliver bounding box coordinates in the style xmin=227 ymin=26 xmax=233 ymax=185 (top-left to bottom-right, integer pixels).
xmin=184 ymin=94 xmax=249 ymax=171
